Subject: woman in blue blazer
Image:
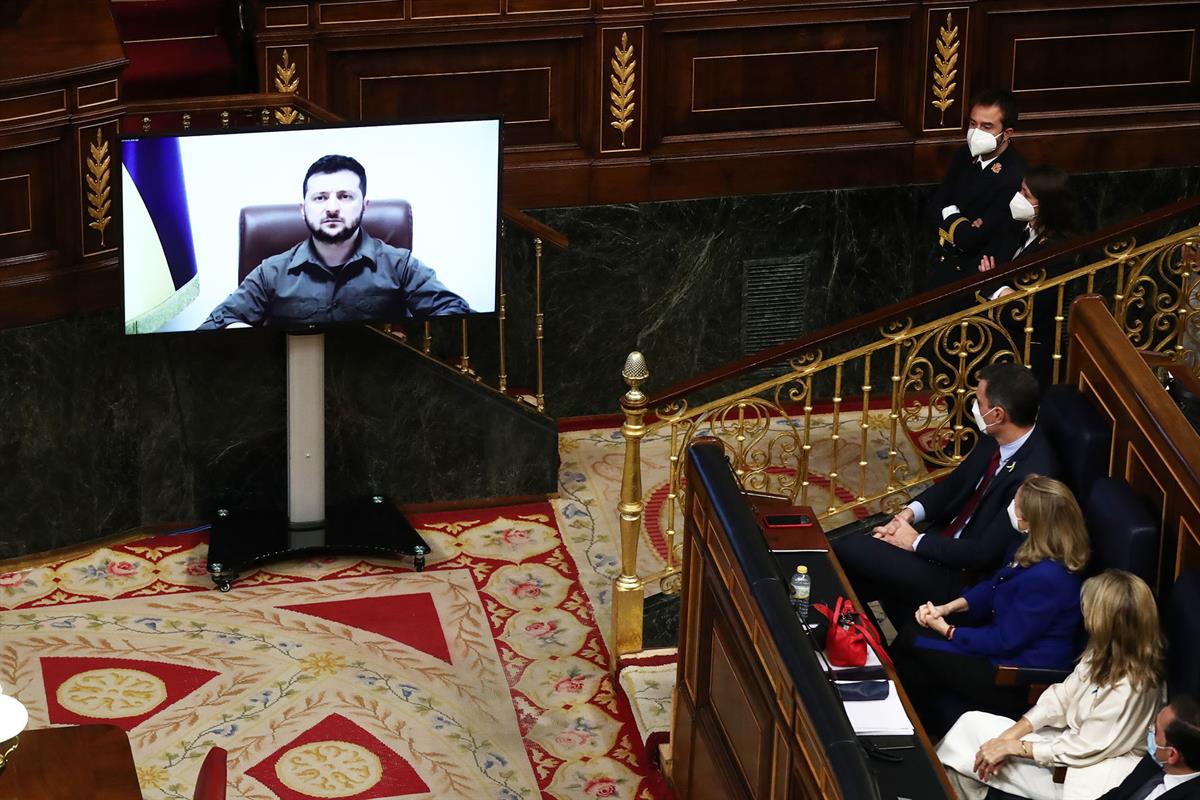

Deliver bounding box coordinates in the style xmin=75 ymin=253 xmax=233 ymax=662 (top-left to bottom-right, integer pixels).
xmin=892 ymin=474 xmax=1091 ymax=739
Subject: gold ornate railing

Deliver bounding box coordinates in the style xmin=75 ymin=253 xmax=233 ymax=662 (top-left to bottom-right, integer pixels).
xmin=611 ymin=224 xmax=1200 ymax=662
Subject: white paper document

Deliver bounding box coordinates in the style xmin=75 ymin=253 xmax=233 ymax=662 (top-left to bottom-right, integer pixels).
xmin=840 ymin=681 xmax=914 ymax=736
xmin=815 ymin=648 xmax=883 ymax=671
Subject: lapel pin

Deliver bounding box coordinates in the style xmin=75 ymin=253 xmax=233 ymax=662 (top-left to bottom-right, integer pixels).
xmin=991 ymin=162 xmax=1003 ymax=174
xmin=1006 ymin=461 xmax=1016 ymax=472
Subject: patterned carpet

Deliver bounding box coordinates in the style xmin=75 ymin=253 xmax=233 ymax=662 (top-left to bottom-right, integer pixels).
xmin=550 ymin=410 xmax=934 ymax=648
xmin=0 ymin=502 xmax=670 ymax=800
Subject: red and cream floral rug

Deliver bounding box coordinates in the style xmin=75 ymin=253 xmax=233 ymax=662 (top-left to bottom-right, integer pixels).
xmin=552 ymin=409 xmax=935 ymax=646
xmin=0 ymin=502 xmax=671 ymax=800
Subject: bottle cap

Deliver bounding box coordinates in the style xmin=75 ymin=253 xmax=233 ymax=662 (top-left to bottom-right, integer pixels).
xmin=796 ymin=565 xmax=808 ymax=574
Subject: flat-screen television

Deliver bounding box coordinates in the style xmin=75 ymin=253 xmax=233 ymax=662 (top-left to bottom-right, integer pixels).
xmin=120 ymin=117 xmax=501 ymax=333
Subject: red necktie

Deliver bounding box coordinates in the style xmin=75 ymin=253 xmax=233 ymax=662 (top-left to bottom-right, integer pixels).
xmin=943 ymin=449 xmax=1002 ymax=537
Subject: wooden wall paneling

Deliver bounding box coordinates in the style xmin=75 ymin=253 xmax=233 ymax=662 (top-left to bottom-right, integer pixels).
xmin=1179 ymin=518 xmax=1200 ymax=576
xmin=921 ymin=5 xmax=969 ymax=132
xmin=708 ymin=618 xmax=769 ymax=794
xmin=657 ymin=10 xmax=910 ymax=142
xmin=323 ymin=30 xmax=587 ymax=152
xmin=0 ymin=133 xmax=57 ymax=263
xmin=673 ymin=687 xmax=698 ymax=798
xmin=262 ymin=3 xmax=312 ymax=29
xmin=981 ymin=2 xmax=1200 ymax=128
xmin=319 ymin=0 xmax=408 ymax=24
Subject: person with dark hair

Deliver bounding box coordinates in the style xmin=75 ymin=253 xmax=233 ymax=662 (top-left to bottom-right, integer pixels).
xmin=979 ymin=166 xmax=1084 ymax=389
xmin=926 ymin=89 xmax=1028 ymax=288
xmin=1098 ymin=696 xmax=1200 ymax=799
xmin=200 ymin=153 xmax=469 ymax=329
xmin=978 ymin=166 xmax=1081 ymax=272
xmin=833 ymin=362 xmax=1062 ymax=628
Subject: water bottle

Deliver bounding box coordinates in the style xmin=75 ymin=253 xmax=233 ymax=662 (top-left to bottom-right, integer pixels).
xmin=789 ymin=565 xmax=811 ymax=622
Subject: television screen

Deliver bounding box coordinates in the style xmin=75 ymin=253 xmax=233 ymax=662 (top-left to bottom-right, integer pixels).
xmin=120 ymin=118 xmax=501 ymax=333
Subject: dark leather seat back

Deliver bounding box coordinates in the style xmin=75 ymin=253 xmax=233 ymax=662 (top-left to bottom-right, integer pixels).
xmin=1167 ymin=568 xmax=1200 ymax=699
xmin=1084 ymin=476 xmax=1159 ymax=588
xmin=1037 ymin=384 xmax=1111 ymax=502
xmin=238 ymin=199 xmax=413 ymax=283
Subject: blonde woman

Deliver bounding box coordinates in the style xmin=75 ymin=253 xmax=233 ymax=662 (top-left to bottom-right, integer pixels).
xmin=893 ymin=475 xmax=1091 ymax=738
xmin=937 ymin=569 xmax=1163 ymax=800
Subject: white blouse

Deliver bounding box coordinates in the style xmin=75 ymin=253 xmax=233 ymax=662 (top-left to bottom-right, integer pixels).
xmin=1022 ymin=657 xmax=1159 ymax=769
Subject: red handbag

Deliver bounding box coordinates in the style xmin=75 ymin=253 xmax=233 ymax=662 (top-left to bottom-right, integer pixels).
xmin=812 ymin=597 xmax=892 ymax=668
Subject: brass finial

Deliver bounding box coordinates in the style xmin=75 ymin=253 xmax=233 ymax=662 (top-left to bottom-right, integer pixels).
xmin=623 ymin=351 xmax=648 ymax=388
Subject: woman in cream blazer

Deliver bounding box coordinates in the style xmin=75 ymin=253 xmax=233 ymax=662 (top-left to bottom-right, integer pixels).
xmin=936 ymin=569 xmax=1163 ymax=800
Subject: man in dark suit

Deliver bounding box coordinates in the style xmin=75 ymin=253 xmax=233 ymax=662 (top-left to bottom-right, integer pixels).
xmin=1099 ymin=696 xmax=1200 ymax=799
xmin=833 ymin=362 xmax=1061 ymax=627
xmin=927 ymin=89 xmax=1027 ymax=288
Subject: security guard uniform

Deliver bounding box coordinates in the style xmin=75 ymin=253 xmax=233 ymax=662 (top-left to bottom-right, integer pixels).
xmin=926 ymin=144 xmax=1027 ymax=288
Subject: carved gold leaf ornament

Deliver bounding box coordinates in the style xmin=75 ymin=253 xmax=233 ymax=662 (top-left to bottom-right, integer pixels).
xmin=275 ymin=49 xmax=300 ymax=93
xmin=609 ymin=32 xmax=637 ymax=148
xmin=931 ymin=12 xmax=960 ymax=126
xmin=273 ymin=49 xmax=301 ymax=126
xmin=86 ymin=128 xmax=112 ymax=246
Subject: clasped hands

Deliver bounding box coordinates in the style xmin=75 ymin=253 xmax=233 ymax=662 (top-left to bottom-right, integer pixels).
xmin=914 ymin=601 xmax=952 ymax=636
xmin=871 ymin=510 xmax=919 ymax=551
xmin=973 ymin=736 xmax=1025 ymax=781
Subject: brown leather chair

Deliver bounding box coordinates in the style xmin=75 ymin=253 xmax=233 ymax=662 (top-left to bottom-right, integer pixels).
xmin=238 ymin=200 xmax=414 ymax=283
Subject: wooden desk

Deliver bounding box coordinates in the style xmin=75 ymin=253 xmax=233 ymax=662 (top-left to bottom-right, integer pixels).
xmin=673 ymin=442 xmax=953 ymax=799
xmin=0 ymin=725 xmax=141 ymax=800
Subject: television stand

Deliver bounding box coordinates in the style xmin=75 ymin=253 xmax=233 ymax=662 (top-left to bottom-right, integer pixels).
xmin=207 ymin=332 xmax=427 ymax=590
xmin=206 ymin=496 xmax=428 ymax=591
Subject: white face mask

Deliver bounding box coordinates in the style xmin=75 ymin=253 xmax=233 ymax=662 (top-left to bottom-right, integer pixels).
xmin=967 ymin=127 xmax=1001 ymax=158
xmin=1007 ymin=499 xmax=1024 ymax=532
xmin=972 ymin=399 xmax=998 ymax=432
xmin=1009 ymin=192 xmax=1037 ymax=222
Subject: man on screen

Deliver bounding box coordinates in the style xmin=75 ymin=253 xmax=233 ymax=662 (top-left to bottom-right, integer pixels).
xmin=199 ymin=154 xmax=469 ymax=329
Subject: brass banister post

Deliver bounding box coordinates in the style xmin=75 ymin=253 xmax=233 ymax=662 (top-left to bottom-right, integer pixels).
xmin=612 ymin=351 xmax=649 ymax=668
xmin=534 ymin=237 xmax=545 ymax=412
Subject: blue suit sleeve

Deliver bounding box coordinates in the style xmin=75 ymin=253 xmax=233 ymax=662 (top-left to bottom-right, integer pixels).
xmin=952 ymin=565 xmax=1066 ymax=659
xmin=961 ymin=576 xmax=997 ymax=623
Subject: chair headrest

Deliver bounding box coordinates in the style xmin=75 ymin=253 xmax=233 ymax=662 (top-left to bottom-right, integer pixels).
xmin=1038 ymin=384 xmax=1112 ymax=500
xmin=1084 ymin=476 xmax=1159 ymax=588
xmin=238 ymin=199 xmax=413 ymax=283
xmin=1167 ymin=569 xmax=1200 ymax=700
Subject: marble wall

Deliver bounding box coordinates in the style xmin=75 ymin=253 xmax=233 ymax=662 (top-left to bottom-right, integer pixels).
xmin=0 ymin=318 xmax=558 ymax=559
xmin=530 ymin=165 xmax=1200 ymax=418
xmin=1 ymin=164 xmax=1196 ymax=557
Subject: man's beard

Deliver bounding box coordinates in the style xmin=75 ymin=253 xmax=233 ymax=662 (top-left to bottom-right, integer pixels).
xmin=308 ymin=216 xmax=361 ymax=244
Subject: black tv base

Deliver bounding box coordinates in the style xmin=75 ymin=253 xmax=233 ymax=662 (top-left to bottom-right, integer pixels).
xmin=206 ymin=495 xmax=429 ymax=591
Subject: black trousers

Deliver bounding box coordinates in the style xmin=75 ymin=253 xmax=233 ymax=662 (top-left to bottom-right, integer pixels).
xmin=891 ymin=623 xmax=1028 ymax=741
xmin=832 ymin=529 xmax=964 ymax=630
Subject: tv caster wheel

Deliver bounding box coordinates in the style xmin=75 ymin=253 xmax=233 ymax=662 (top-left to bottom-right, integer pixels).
xmin=210 ymin=561 xmax=234 ymax=592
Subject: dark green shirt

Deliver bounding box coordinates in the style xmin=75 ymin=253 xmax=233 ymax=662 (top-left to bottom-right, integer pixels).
xmin=199 ymin=231 xmax=470 ymax=329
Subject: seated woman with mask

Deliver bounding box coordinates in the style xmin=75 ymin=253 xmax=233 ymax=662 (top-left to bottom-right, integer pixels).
xmin=979 ymin=166 xmax=1082 ymax=386
xmin=891 ymin=474 xmax=1090 ymax=739
xmin=979 ymin=165 xmax=1080 ymax=272
xmin=936 ymin=569 xmax=1162 ymax=800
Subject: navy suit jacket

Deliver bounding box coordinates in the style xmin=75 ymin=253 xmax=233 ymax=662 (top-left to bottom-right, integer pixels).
xmin=911 ymin=425 xmax=1062 ymax=571
xmin=1097 ymin=756 xmax=1200 ymax=799
xmin=914 ymin=553 xmax=1082 ymax=667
